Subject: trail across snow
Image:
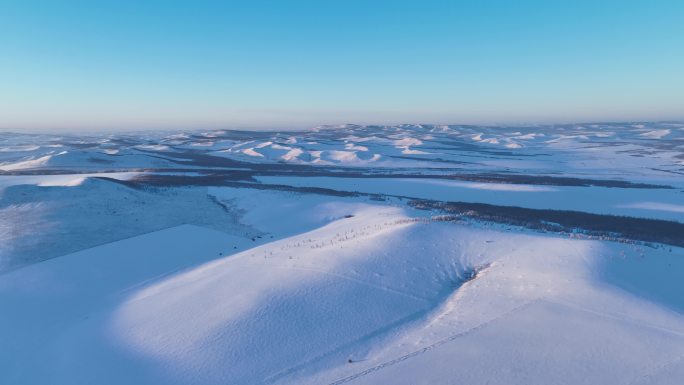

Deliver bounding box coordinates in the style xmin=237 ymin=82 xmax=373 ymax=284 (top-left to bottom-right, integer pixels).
xmin=326 ymin=300 xmax=540 ymax=385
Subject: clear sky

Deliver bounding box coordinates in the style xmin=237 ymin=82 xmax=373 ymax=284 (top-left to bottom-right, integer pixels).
xmin=1 ymin=0 xmax=683 ymax=131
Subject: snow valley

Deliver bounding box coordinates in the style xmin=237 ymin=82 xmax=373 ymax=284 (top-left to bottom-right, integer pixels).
xmin=1 ymin=122 xmax=684 ymax=385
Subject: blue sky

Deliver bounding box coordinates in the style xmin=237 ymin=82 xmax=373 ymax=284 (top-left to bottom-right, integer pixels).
xmin=1 ymin=0 xmax=683 ymax=131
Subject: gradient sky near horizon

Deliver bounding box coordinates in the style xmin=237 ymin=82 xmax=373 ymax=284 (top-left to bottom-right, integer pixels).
xmin=1 ymin=0 xmax=683 ymax=131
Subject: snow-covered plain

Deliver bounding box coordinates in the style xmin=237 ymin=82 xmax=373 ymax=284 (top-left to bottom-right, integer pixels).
xmin=1 ymin=123 xmax=683 ymax=384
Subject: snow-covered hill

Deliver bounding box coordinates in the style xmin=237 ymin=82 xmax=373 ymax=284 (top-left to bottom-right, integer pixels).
xmin=1 ymin=194 xmax=682 ymax=384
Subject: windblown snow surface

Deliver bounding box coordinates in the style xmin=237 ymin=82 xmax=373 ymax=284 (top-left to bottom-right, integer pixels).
xmin=1 ymin=123 xmax=684 ymax=384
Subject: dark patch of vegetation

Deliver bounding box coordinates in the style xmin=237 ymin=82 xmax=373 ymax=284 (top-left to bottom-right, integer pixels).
xmin=87 ymin=157 xmax=115 ymax=164
xmin=433 ymin=173 xmax=671 ymax=189
xmin=388 ymin=155 xmax=475 ymax=165
xmin=218 ymin=182 xmax=361 ymax=197
xmin=98 ymin=176 xmax=361 ymax=198
xmin=96 ymin=173 xmax=255 ymax=188
xmin=409 ymin=199 xmax=684 ymax=247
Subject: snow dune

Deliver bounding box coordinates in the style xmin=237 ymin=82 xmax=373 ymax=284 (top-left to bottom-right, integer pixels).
xmin=0 ymin=154 xmax=56 ymax=171
xmin=640 ymin=129 xmax=671 ymax=139
xmin=618 ymin=202 xmax=684 ymax=214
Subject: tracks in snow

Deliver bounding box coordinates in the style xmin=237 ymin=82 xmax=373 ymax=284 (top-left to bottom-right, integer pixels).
xmin=326 ymin=299 xmax=541 ymax=385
